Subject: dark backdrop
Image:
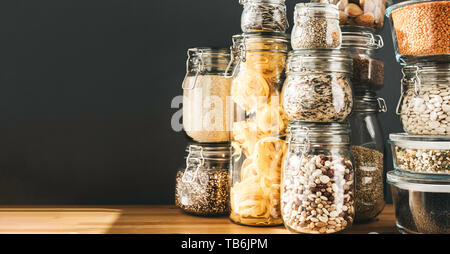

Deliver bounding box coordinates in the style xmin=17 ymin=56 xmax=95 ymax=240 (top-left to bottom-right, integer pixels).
xmin=0 ymin=0 xmax=403 ymax=205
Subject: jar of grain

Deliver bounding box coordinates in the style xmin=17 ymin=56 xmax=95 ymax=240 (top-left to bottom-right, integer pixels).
xmin=341 ymin=26 xmax=384 ymax=91
xmin=228 ymin=32 xmax=289 ymax=226
xmin=281 ymin=49 xmax=354 ymax=122
xmin=329 ymin=0 xmax=387 ymax=31
xmin=281 ymin=122 xmax=355 ymax=234
xmin=291 ymin=3 xmax=341 ymax=49
xmin=349 ymin=90 xmax=386 ymax=222
xmin=175 ymin=144 xmax=231 ymax=216
xmin=397 ymin=63 xmax=450 ymax=136
xmin=240 ymin=0 xmax=289 ymax=33
xmin=182 ymin=48 xmax=232 ymax=143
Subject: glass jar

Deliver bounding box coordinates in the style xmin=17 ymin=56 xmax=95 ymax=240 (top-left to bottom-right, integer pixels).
xmin=228 ymin=32 xmax=289 ymax=226
xmin=396 ymin=63 xmax=450 ymax=136
xmin=329 ymin=0 xmax=387 ymax=31
xmin=182 ymin=48 xmax=232 ymax=143
xmin=175 ymin=144 xmax=231 ymax=216
xmin=281 ymin=49 xmax=354 ymax=122
xmin=349 ymin=91 xmax=387 ymax=222
xmin=240 ymin=0 xmax=288 ymax=33
xmin=291 ymin=3 xmax=341 ymax=49
xmin=341 ymin=26 xmax=384 ymax=91
xmin=281 ymin=122 xmax=355 ymax=234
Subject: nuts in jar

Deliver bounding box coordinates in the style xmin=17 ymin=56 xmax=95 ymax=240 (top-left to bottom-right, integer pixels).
xmin=331 ymin=0 xmax=386 ymax=30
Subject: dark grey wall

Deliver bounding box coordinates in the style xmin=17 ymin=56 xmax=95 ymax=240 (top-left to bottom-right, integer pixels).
xmin=0 ymin=0 xmax=402 ymax=205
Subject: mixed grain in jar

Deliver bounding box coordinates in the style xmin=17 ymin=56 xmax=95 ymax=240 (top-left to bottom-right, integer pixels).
xmin=240 ymin=0 xmax=289 ymax=33
xmin=282 ymin=49 xmax=354 ymax=122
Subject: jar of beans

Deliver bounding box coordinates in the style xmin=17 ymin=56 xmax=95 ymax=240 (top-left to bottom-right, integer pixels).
xmin=329 ymin=0 xmax=388 ymax=31
xmin=175 ymin=144 xmax=231 ymax=216
xmin=341 ymin=26 xmax=384 ymax=91
xmin=291 ymin=3 xmax=341 ymax=49
xmin=396 ymin=63 xmax=450 ymax=136
xmin=281 ymin=122 xmax=355 ymax=234
xmin=240 ymin=0 xmax=289 ymax=33
xmin=281 ymin=49 xmax=354 ymax=122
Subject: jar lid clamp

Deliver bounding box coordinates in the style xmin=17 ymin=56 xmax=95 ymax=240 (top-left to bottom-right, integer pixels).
xmin=182 ymin=145 xmax=205 ymax=183
xmin=182 ymin=49 xmax=205 ymax=90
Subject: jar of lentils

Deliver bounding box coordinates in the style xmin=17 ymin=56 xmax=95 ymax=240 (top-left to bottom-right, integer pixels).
xmin=281 ymin=49 xmax=354 ymax=122
xmin=397 ymin=63 xmax=450 ymax=136
xmin=240 ymin=0 xmax=289 ymax=33
xmin=175 ymin=144 xmax=231 ymax=216
xmin=281 ymin=122 xmax=355 ymax=234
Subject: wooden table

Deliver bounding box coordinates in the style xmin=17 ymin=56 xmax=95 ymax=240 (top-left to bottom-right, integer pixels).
xmin=0 ymin=205 xmax=398 ymax=234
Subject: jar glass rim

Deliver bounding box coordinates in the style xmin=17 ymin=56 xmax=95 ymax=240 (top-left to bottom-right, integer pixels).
xmin=341 ymin=27 xmax=384 ymax=50
xmin=240 ymin=0 xmax=285 ymax=5
xmin=386 ymin=0 xmax=448 ymax=18
xmin=188 ymin=47 xmax=230 ymax=57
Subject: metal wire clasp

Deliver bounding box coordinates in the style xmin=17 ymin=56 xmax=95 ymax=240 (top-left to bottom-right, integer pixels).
xmin=225 ymin=35 xmax=247 ymax=78
xmin=182 ymin=49 xmax=204 ymax=90
xmin=288 ymin=126 xmax=310 ymax=176
xmin=181 ymin=145 xmax=205 ymax=183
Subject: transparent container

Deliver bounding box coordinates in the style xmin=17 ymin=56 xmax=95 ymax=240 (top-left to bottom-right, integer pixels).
xmin=182 ymin=48 xmax=232 ymax=143
xmin=228 ymin=32 xmax=289 ymax=226
xmin=396 ymin=64 xmax=450 ymax=136
xmin=329 ymin=0 xmax=387 ymax=31
xmin=240 ymin=0 xmax=289 ymax=33
xmin=341 ymin=26 xmax=384 ymax=91
xmin=281 ymin=49 xmax=354 ymax=122
xmin=281 ymin=122 xmax=355 ymax=234
xmin=175 ymin=144 xmax=231 ymax=216
xmin=388 ymin=170 xmax=450 ymax=234
xmin=386 ymin=0 xmax=450 ymax=64
xmin=390 ymin=133 xmax=450 ymax=175
xmin=349 ymin=91 xmax=387 ymax=222
xmin=291 ymin=3 xmax=341 ymax=49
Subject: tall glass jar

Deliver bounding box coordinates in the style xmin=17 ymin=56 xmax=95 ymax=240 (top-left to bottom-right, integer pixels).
xmin=329 ymin=0 xmax=387 ymax=31
xmin=228 ymin=32 xmax=289 ymax=226
xmin=291 ymin=3 xmax=341 ymax=49
xmin=182 ymin=48 xmax=232 ymax=143
xmin=175 ymin=144 xmax=231 ymax=216
xmin=396 ymin=63 xmax=450 ymax=136
xmin=349 ymin=91 xmax=387 ymax=222
xmin=341 ymin=26 xmax=384 ymax=91
xmin=281 ymin=49 xmax=354 ymax=122
xmin=281 ymin=122 xmax=355 ymax=234
xmin=240 ymin=0 xmax=289 ymax=33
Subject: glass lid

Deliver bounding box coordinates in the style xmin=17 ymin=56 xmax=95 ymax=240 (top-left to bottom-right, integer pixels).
xmin=387 ymin=170 xmax=450 ymax=192
xmin=389 ymin=133 xmax=450 ymax=150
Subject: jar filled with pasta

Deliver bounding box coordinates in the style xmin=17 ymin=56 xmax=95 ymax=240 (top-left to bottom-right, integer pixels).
xmin=281 ymin=122 xmax=355 ymax=234
xmin=281 ymin=49 xmax=354 ymax=122
xmin=228 ymin=32 xmax=289 ymax=226
xmin=182 ymin=48 xmax=232 ymax=143
xmin=175 ymin=144 xmax=231 ymax=216
xmin=240 ymin=0 xmax=289 ymax=33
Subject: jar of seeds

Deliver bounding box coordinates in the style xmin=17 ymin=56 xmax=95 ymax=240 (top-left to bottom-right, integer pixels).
xmin=281 ymin=122 xmax=355 ymax=234
xmin=281 ymin=49 xmax=354 ymax=122
xmin=240 ymin=0 xmax=289 ymax=33
xmin=349 ymin=90 xmax=387 ymax=222
xmin=396 ymin=63 xmax=450 ymax=136
xmin=291 ymin=3 xmax=341 ymax=49
xmin=175 ymin=144 xmax=231 ymax=216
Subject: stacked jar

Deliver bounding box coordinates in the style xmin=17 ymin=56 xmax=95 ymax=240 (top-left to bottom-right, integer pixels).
xmin=228 ymin=0 xmax=289 ymax=226
xmin=386 ymin=0 xmax=450 ymax=234
xmin=176 ymin=48 xmax=233 ymax=216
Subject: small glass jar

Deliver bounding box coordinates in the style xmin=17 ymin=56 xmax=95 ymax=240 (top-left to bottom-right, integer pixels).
xmin=281 ymin=49 xmax=354 ymax=122
xmin=291 ymin=3 xmax=341 ymax=49
xmin=182 ymin=48 xmax=232 ymax=143
xmin=175 ymin=144 xmax=231 ymax=216
xmin=240 ymin=0 xmax=289 ymax=33
xmin=341 ymin=26 xmax=384 ymax=91
xmin=349 ymin=91 xmax=387 ymax=222
xmin=228 ymin=32 xmax=289 ymax=226
xmin=281 ymin=122 xmax=355 ymax=234
xmin=396 ymin=63 xmax=450 ymax=136
xmin=329 ymin=0 xmax=387 ymax=31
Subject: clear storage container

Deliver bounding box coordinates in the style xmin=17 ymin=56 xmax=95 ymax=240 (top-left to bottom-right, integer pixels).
xmin=175 ymin=144 xmax=231 ymax=216
xmin=281 ymin=49 xmax=354 ymax=122
xmin=182 ymin=48 xmax=232 ymax=143
xmin=396 ymin=64 xmax=450 ymax=136
xmin=349 ymin=91 xmax=387 ymax=222
xmin=281 ymin=122 xmax=355 ymax=234
xmin=240 ymin=0 xmax=289 ymax=33
xmin=228 ymin=32 xmax=289 ymax=226
xmin=386 ymin=0 xmax=450 ymax=64
xmin=390 ymin=133 xmax=450 ymax=175
xmin=341 ymin=26 xmax=384 ymax=91
xmin=291 ymin=3 xmax=341 ymax=49
xmin=388 ymin=170 xmax=450 ymax=234
xmin=329 ymin=0 xmax=387 ymax=31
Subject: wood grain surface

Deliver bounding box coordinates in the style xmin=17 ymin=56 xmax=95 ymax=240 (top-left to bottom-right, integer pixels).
xmin=0 ymin=205 xmax=398 ymax=234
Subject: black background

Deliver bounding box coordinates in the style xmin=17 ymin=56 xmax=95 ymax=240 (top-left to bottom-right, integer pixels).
xmin=0 ymin=0 xmax=403 ymax=205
